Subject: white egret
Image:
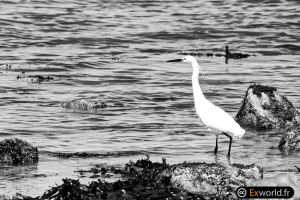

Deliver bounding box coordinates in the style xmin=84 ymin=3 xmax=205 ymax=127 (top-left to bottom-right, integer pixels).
xmin=167 ymin=55 xmax=245 ymax=157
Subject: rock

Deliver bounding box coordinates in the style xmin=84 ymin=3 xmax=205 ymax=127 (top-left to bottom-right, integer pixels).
xmin=16 ymin=75 xmax=54 ymax=83
xmin=0 ymin=193 xmax=31 ymax=200
xmin=279 ymin=127 xmax=300 ymax=152
xmin=0 ymin=138 xmax=38 ymax=164
xmin=122 ymin=158 xmax=262 ymax=199
xmin=235 ymin=84 xmax=300 ymax=131
xmin=61 ymin=98 xmax=107 ymax=111
xmin=236 ymin=84 xmax=300 ymax=153
xmin=161 ymin=162 xmax=262 ymax=199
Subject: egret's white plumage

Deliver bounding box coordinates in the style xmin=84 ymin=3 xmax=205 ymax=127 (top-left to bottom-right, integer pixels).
xmin=167 ymin=55 xmax=245 ymax=157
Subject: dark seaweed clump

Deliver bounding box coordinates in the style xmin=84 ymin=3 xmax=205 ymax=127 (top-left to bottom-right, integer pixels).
xmin=48 ymin=152 xmax=110 ymax=159
xmin=248 ymin=84 xmax=277 ymax=98
xmin=0 ymin=138 xmax=38 ymax=164
xmin=17 ymin=75 xmax=54 ymax=83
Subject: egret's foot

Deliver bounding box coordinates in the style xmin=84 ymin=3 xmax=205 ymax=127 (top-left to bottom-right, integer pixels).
xmin=214 ymin=135 xmax=218 ymax=155
xmin=214 ymin=147 xmax=218 ymax=155
xmin=226 ymin=155 xmax=231 ymax=164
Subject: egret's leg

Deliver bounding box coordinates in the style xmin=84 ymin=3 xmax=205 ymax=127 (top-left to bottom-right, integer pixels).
xmin=214 ymin=135 xmax=218 ymax=155
xmin=223 ymin=132 xmax=232 ymax=157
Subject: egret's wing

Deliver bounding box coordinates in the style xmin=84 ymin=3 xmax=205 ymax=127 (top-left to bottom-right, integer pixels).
xmin=200 ymin=102 xmax=244 ymax=137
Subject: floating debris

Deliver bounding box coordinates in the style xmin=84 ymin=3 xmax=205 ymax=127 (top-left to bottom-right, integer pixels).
xmin=48 ymin=151 xmax=114 ymax=159
xmin=111 ymin=57 xmax=119 ymax=60
xmin=178 ymin=52 xmax=214 ymax=57
xmin=75 ymin=165 xmax=118 ymax=179
xmin=3 ymin=64 xmax=25 ymax=73
xmin=178 ymin=46 xmax=254 ymax=64
xmin=0 ymin=138 xmax=38 ymax=165
xmin=17 ymin=75 xmax=54 ymax=83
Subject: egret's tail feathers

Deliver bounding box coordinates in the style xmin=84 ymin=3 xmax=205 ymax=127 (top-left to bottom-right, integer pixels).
xmin=235 ymin=128 xmax=245 ymax=139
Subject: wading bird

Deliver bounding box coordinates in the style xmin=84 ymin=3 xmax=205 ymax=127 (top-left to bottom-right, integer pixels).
xmin=167 ymin=55 xmax=245 ymax=157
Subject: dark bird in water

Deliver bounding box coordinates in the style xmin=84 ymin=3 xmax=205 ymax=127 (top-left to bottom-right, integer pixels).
xmin=225 ymin=45 xmax=251 ymax=64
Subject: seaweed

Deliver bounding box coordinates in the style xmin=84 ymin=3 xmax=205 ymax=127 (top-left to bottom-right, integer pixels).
xmin=47 ymin=151 xmax=130 ymax=159
xmin=37 ymin=158 xmax=205 ymax=200
xmin=0 ymin=138 xmax=38 ymax=165
xmin=17 ymin=75 xmax=54 ymax=83
xmin=248 ymin=84 xmax=277 ymax=98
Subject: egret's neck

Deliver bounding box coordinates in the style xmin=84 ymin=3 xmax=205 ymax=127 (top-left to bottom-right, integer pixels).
xmin=191 ymin=61 xmax=205 ymax=103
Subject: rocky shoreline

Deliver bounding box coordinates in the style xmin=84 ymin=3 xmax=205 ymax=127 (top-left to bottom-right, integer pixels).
xmin=1 ymin=83 xmax=300 ymax=199
xmin=0 ymin=155 xmax=263 ymax=200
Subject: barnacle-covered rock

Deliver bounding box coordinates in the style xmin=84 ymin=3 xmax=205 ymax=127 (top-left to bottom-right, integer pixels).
xmin=161 ymin=162 xmax=262 ymax=199
xmin=235 ymin=84 xmax=300 ymax=131
xmin=61 ymin=98 xmax=107 ymax=111
xmin=279 ymin=127 xmax=300 ymax=153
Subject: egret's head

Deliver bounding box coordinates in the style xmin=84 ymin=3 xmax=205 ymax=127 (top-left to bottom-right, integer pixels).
xmin=166 ymin=55 xmax=206 ymax=77
xmin=166 ymin=55 xmax=197 ymax=63
xmin=182 ymin=55 xmax=196 ymax=63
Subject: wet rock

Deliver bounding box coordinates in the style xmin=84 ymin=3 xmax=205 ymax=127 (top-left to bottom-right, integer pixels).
xmin=0 ymin=138 xmax=38 ymax=164
xmin=161 ymin=162 xmax=262 ymax=199
xmin=279 ymin=127 xmax=300 ymax=153
xmin=0 ymin=193 xmax=33 ymax=200
xmin=235 ymin=84 xmax=300 ymax=131
xmin=17 ymin=75 xmax=54 ymax=83
xmin=61 ymin=98 xmax=107 ymax=111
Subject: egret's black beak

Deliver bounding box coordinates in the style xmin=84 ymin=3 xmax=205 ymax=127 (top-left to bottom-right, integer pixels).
xmin=166 ymin=58 xmax=182 ymax=62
